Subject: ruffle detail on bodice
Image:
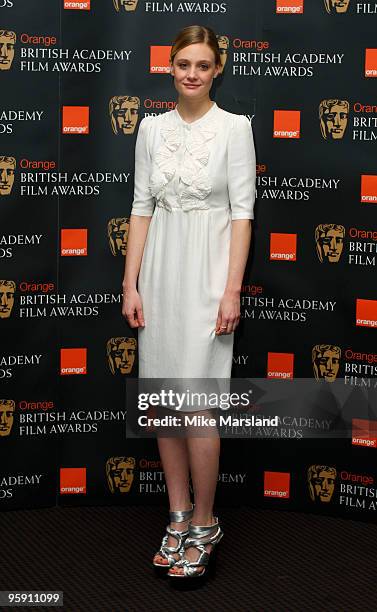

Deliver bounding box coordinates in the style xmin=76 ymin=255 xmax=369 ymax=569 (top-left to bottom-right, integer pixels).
xmin=149 ymin=110 xmax=217 ymax=212
xmin=149 ymin=124 xmax=180 ymax=212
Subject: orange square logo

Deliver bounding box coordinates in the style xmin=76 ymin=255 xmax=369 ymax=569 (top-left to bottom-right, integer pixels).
xmin=264 ymin=471 xmax=290 ymax=499
xmin=273 ymin=110 xmax=300 ymax=138
xmin=60 ymin=467 xmax=87 ymax=494
xmin=352 ymin=419 xmax=377 ymax=448
xmin=360 ymin=175 xmax=377 ymax=203
xmin=365 ymin=49 xmax=377 ymax=78
xmin=62 ymin=106 xmax=89 ymax=134
xmin=270 ymin=233 xmax=297 ymax=261
xmin=276 ymin=0 xmax=304 ymax=14
xmin=60 ymin=348 xmax=87 ymax=375
xmin=64 ymin=0 xmax=90 ymax=9
xmin=150 ymin=46 xmax=172 ymax=74
xmin=356 ymin=299 xmax=377 ymax=328
xmin=267 ymin=352 xmax=294 ymax=379
xmin=61 ymin=229 xmax=87 ymax=256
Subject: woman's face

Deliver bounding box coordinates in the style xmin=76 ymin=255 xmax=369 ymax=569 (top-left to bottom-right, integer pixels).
xmin=171 ymin=43 xmax=220 ymax=100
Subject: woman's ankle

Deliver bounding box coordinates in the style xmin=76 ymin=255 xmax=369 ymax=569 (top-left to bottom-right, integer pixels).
xmin=170 ymin=519 xmax=189 ymax=528
xmin=169 ymin=502 xmax=192 ymax=513
xmin=190 ymin=514 xmax=216 ymax=526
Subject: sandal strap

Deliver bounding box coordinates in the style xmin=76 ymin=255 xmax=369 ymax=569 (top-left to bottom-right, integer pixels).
xmin=188 ymin=517 xmax=219 ymax=538
xmin=184 ymin=526 xmax=222 ymax=550
xmin=176 ymin=550 xmax=210 ymax=568
xmin=171 ymin=521 xmax=223 ymax=577
xmin=160 ymin=527 xmax=188 ymax=553
xmin=173 ymin=550 xmax=210 ymax=577
xmin=182 ymin=564 xmax=205 ymax=577
xmin=166 ymin=525 xmax=189 ymax=543
xmin=154 ymin=506 xmax=194 ymax=566
xmin=165 ymin=552 xmax=180 ymax=566
xmin=166 ymin=525 xmax=189 ymax=537
xmin=169 ymin=502 xmax=194 ymax=523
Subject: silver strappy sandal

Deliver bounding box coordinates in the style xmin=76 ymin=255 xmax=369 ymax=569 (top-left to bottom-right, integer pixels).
xmin=168 ymin=516 xmax=223 ymax=578
xmin=153 ymin=503 xmax=194 ymax=568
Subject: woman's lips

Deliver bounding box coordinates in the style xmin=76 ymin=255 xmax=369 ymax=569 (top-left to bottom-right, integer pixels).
xmin=183 ymin=84 xmax=200 ymax=88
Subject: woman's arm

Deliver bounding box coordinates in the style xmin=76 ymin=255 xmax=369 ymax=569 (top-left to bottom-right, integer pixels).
xmin=215 ymin=220 xmax=252 ymax=334
xmin=122 ymin=215 xmax=151 ymax=328
xmin=225 ymin=219 xmax=252 ymax=295
xmin=216 ymin=115 xmax=256 ymax=335
xmin=122 ymin=215 xmax=151 ymax=292
xmin=122 ymin=117 xmax=155 ymax=327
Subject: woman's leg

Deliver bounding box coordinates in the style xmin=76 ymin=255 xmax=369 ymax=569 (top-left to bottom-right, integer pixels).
xmin=169 ymin=414 xmax=220 ymax=575
xmin=153 ymin=436 xmax=191 ymax=564
xmin=187 ymin=436 xmax=220 ymax=523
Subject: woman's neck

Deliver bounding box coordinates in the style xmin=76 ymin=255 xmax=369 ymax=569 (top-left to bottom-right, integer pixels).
xmin=175 ymin=97 xmax=214 ymax=124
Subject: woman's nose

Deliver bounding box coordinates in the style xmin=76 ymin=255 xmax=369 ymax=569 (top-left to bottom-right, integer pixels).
xmin=187 ymin=68 xmax=198 ymax=79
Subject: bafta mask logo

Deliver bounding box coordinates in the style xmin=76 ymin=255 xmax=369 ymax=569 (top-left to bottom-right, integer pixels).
xmin=107 ymin=336 xmax=136 ymax=375
xmin=315 ymin=224 xmax=345 ymax=263
xmin=216 ymin=35 xmax=229 ymax=73
xmin=0 ymin=399 xmax=15 ymax=437
xmin=106 ymin=456 xmax=135 ymax=493
xmin=312 ymin=344 xmax=341 ymax=382
xmin=0 ymin=280 xmax=15 ymax=319
xmin=0 ymin=30 xmax=16 ymax=71
xmin=113 ymin=0 xmax=139 ymax=11
xmin=319 ymin=99 xmax=349 ymax=140
xmin=109 ymin=96 xmax=140 ymax=135
xmin=308 ymin=465 xmax=337 ymax=503
xmin=324 ymin=0 xmax=350 ymax=13
xmin=108 ymin=217 xmax=129 ymax=256
xmin=0 ymin=156 xmax=16 ymax=196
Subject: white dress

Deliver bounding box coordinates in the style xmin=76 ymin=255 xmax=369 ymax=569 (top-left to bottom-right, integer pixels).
xmin=130 ymin=102 xmax=256 ymax=410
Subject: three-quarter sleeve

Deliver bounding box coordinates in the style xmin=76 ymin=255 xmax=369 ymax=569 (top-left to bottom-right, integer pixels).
xmin=227 ymin=114 xmax=256 ymax=220
xmin=130 ymin=117 xmax=155 ymax=217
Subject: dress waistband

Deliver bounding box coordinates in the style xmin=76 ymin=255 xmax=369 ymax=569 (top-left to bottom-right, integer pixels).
xmin=156 ymin=202 xmax=230 ymax=213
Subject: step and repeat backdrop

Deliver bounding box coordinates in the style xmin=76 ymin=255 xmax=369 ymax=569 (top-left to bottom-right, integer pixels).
xmin=1 ymin=0 xmax=377 ymax=522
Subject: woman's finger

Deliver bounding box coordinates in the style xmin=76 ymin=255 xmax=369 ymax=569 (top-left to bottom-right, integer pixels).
xmin=218 ymin=319 xmax=230 ymax=335
xmin=136 ymin=307 xmax=145 ymax=327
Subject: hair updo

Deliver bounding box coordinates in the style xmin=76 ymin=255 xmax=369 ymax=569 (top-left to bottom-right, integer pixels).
xmin=170 ymin=25 xmax=221 ymax=67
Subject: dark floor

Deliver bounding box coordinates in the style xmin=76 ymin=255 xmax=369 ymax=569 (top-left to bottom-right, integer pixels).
xmin=1 ymin=504 xmax=377 ymax=612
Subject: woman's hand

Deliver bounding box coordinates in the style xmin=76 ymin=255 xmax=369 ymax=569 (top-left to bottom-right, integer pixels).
xmin=122 ymin=287 xmax=145 ymax=328
xmin=215 ymin=289 xmax=240 ymax=335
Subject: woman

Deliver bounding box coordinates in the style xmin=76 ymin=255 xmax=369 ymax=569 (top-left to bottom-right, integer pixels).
xmin=122 ymin=25 xmax=256 ymax=580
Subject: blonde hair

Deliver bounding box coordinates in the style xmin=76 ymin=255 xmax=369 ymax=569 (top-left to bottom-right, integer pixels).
xmin=170 ymin=25 xmax=221 ymax=67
